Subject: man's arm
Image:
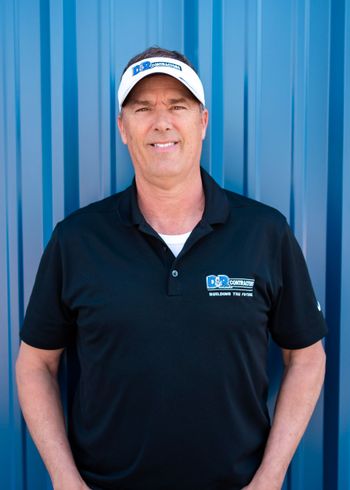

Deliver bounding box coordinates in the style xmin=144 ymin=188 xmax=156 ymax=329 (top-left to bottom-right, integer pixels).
xmin=242 ymin=340 xmax=326 ymax=490
xmin=16 ymin=341 xmax=90 ymax=490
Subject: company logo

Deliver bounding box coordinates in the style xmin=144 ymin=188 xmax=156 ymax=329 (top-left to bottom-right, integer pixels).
xmin=206 ymin=274 xmax=255 ymax=297
xmin=133 ymin=61 xmax=182 ymax=76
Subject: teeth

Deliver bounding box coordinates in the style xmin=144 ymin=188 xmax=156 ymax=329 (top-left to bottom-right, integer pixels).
xmin=153 ymin=142 xmax=176 ymax=148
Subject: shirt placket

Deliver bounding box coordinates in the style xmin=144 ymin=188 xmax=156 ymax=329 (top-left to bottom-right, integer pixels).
xmin=138 ymin=219 xmax=214 ymax=296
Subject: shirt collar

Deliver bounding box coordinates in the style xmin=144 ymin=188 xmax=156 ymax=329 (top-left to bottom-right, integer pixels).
xmin=117 ymin=167 xmax=230 ymax=227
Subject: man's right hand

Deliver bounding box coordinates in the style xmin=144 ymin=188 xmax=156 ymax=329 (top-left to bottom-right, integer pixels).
xmin=16 ymin=342 xmax=88 ymax=490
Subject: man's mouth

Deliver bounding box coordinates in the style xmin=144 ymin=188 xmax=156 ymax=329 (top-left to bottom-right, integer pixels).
xmin=150 ymin=142 xmax=178 ymax=148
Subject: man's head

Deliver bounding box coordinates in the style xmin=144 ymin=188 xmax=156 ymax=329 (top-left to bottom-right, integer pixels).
xmin=118 ymin=47 xmax=205 ymax=111
xmin=117 ymin=47 xmax=208 ymax=185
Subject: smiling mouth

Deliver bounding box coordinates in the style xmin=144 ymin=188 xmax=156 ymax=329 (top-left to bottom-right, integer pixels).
xmin=150 ymin=142 xmax=178 ymax=148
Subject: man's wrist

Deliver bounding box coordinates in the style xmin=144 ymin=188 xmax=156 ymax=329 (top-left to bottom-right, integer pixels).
xmin=250 ymin=463 xmax=285 ymax=489
xmin=52 ymin=471 xmax=87 ymax=490
xmin=53 ymin=482 xmax=88 ymax=490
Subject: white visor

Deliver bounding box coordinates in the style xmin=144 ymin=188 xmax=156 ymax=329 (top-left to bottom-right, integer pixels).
xmin=117 ymin=57 xmax=205 ymax=111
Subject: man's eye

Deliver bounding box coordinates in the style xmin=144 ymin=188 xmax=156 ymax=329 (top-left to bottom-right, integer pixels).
xmin=172 ymin=105 xmax=186 ymax=110
xmin=135 ymin=107 xmax=150 ymax=113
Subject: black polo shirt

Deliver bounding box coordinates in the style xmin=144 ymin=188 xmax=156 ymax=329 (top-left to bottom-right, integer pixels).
xmin=21 ymin=168 xmax=327 ymax=490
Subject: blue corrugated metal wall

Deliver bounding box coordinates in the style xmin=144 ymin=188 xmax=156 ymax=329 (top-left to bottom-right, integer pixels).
xmin=0 ymin=0 xmax=349 ymax=488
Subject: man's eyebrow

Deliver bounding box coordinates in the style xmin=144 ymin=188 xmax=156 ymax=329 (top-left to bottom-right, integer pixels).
xmin=128 ymin=99 xmax=153 ymax=106
xmin=168 ymin=97 xmax=191 ymax=104
xmin=128 ymin=96 xmax=192 ymax=106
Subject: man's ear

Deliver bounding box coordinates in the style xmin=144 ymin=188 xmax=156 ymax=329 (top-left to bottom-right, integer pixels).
xmin=201 ymin=108 xmax=209 ymax=140
xmin=117 ymin=114 xmax=128 ymax=145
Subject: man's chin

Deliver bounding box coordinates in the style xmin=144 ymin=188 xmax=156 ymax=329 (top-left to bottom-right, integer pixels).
xmin=149 ymin=162 xmax=185 ymax=179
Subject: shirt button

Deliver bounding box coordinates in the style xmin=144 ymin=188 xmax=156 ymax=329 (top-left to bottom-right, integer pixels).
xmin=171 ymin=269 xmax=179 ymax=278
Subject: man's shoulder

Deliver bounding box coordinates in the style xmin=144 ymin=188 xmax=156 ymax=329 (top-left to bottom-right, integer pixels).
xmin=223 ymin=188 xmax=287 ymax=227
xmin=54 ymin=187 xmax=129 ymax=235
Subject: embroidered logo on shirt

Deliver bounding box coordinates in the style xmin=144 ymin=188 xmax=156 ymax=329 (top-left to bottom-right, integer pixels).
xmin=206 ymin=274 xmax=255 ymax=297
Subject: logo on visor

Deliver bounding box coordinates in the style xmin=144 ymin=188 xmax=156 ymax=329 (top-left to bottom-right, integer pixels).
xmin=132 ymin=61 xmax=182 ymax=76
xmin=206 ymin=274 xmax=255 ymax=297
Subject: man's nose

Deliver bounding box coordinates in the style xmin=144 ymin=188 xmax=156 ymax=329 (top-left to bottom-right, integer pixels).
xmin=151 ymin=108 xmax=173 ymax=131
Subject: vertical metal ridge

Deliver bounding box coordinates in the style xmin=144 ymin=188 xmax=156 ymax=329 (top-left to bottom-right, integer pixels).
xmin=211 ymin=0 xmax=223 ymax=185
xmin=63 ymin=0 xmax=79 ymax=215
xmin=13 ymin=1 xmax=26 ymax=487
xmin=184 ymin=0 xmax=198 ymax=70
xmin=158 ymin=0 xmax=162 ymax=45
xmin=97 ymin=0 xmax=103 ymax=198
xmin=0 ymin=0 xmax=7 ymax=167
xmin=289 ymin=0 xmax=296 ymax=234
xmin=254 ymin=0 xmax=262 ymax=201
xmin=324 ymin=0 xmax=345 ymax=488
xmin=301 ymin=0 xmax=310 ymax=254
xmin=20 ymin=415 xmax=27 ymax=490
xmin=13 ymin=0 xmax=24 ymax=325
xmin=109 ymin=0 xmax=116 ymax=194
xmin=243 ymin=0 xmax=248 ymax=197
xmin=40 ymin=0 xmax=53 ymax=245
xmin=1 ymin=8 xmax=11 ymax=369
xmin=1 ymin=1 xmax=15 ymax=486
xmin=49 ymin=0 xmax=65 ymax=224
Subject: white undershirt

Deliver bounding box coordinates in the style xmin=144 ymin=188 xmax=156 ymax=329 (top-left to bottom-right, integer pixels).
xmin=158 ymin=231 xmax=192 ymax=257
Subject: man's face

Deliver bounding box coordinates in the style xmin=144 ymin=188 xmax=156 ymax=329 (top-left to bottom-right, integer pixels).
xmin=118 ymin=74 xmax=208 ymax=185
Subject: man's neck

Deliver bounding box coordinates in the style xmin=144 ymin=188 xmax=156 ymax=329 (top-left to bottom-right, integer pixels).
xmin=135 ymin=168 xmax=204 ymax=235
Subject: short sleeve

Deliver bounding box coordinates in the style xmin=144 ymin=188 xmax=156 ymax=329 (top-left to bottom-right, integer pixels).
xmin=20 ymin=225 xmax=76 ymax=349
xmin=268 ymin=220 xmax=328 ymax=349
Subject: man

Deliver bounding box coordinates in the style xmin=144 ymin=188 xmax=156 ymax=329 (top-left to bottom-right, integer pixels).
xmin=16 ymin=47 xmax=327 ymax=490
